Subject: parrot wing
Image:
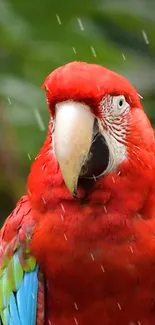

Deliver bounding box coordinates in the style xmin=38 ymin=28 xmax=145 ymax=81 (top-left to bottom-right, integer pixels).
xmin=0 ymin=196 xmax=44 ymax=325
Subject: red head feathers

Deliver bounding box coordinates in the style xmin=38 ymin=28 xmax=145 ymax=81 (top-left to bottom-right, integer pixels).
xmin=28 ymin=61 xmax=155 ymax=218
xmin=43 ymin=61 xmax=140 ymax=117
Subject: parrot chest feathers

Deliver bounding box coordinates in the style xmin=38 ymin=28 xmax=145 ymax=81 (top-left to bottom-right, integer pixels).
xmin=31 ymin=205 xmax=155 ymax=324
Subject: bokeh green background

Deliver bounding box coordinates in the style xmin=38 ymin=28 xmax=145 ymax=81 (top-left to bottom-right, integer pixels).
xmin=1 ymin=0 xmax=155 ymax=223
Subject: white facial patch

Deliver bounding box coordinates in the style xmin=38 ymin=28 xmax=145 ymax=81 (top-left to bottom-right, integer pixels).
xmin=97 ymin=95 xmax=131 ymax=175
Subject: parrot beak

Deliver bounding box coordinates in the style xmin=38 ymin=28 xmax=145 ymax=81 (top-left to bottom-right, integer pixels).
xmin=54 ymin=101 xmax=95 ymax=195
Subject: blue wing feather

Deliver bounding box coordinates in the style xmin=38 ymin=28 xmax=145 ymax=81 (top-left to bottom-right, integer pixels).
xmin=29 ymin=266 xmax=39 ymax=325
xmin=9 ymin=293 xmax=22 ymax=325
xmin=23 ymin=266 xmax=39 ymax=325
xmin=16 ymin=279 xmax=29 ymax=325
xmin=1 ymin=265 xmax=39 ymax=325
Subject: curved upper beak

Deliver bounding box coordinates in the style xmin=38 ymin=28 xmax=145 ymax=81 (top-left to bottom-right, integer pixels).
xmin=54 ymin=101 xmax=95 ymax=195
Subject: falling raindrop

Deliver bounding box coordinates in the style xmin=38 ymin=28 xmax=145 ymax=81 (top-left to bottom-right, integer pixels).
xmin=72 ymin=46 xmax=76 ymax=54
xmin=77 ymin=17 xmax=84 ymax=31
xmin=74 ymin=302 xmax=78 ymax=310
xmin=101 ymin=265 xmax=105 ymax=273
xmin=33 ymin=109 xmax=45 ymax=131
xmin=93 ymin=175 xmax=97 ymax=182
xmin=46 ymin=150 xmax=51 ymax=155
xmin=28 ymin=189 xmax=32 ymax=197
xmin=117 ymin=302 xmax=122 ymax=310
xmin=141 ymin=30 xmax=149 ymax=44
xmin=122 ymin=53 xmax=126 ymax=60
xmin=90 ymin=46 xmax=97 ymax=57
xmin=60 ymin=203 xmax=65 ymax=212
xmin=7 ymin=97 xmax=12 ymax=105
xmin=27 ymin=153 xmax=31 ymax=160
xmin=56 ymin=14 xmax=62 ymax=25
xmin=60 ymin=214 xmax=64 ymax=221
xmin=112 ymin=176 xmax=115 ymax=184
xmin=64 ymin=233 xmax=68 ymax=241
xmin=42 ymin=164 xmax=46 ymax=171
xmin=103 ymin=205 xmax=107 ymax=213
xmin=42 ymin=196 xmax=46 ymax=204
xmin=48 ymin=320 xmax=52 ymax=325
xmin=74 ymin=317 xmax=78 ymax=325
xmin=90 ymin=253 xmax=95 ymax=261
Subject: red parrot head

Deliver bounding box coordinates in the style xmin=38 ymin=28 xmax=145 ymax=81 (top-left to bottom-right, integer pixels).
xmin=41 ymin=61 xmax=154 ymax=198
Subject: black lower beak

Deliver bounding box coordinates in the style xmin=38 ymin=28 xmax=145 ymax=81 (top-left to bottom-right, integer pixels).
xmin=77 ymin=119 xmax=109 ymax=196
xmin=79 ymin=132 xmax=109 ymax=179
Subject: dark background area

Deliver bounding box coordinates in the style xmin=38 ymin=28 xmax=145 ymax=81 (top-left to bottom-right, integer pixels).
xmin=1 ymin=0 xmax=155 ymax=224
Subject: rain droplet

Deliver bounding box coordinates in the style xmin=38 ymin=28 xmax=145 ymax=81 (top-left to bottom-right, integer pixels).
xmin=77 ymin=17 xmax=84 ymax=31
xmin=101 ymin=265 xmax=105 ymax=273
xmin=46 ymin=150 xmax=51 ymax=155
xmin=64 ymin=233 xmax=68 ymax=241
xmin=74 ymin=317 xmax=78 ymax=325
xmin=138 ymin=93 xmax=143 ymax=99
xmin=112 ymin=176 xmax=115 ymax=184
xmin=72 ymin=46 xmax=76 ymax=54
xmin=103 ymin=205 xmax=107 ymax=213
xmin=141 ymin=30 xmax=149 ymax=44
xmin=136 ymin=213 xmax=142 ymax=220
xmin=42 ymin=196 xmax=46 ymax=204
xmin=27 ymin=153 xmax=31 ymax=160
xmin=7 ymin=97 xmax=12 ymax=105
xmin=90 ymin=46 xmax=97 ymax=57
xmin=117 ymin=302 xmax=122 ymax=310
xmin=28 ymin=189 xmax=32 ymax=197
xmin=56 ymin=14 xmax=62 ymax=25
xmin=48 ymin=320 xmax=52 ymax=325
xmin=60 ymin=203 xmax=65 ymax=212
xmin=74 ymin=302 xmax=78 ymax=310
xmin=60 ymin=214 xmax=64 ymax=221
xmin=42 ymin=164 xmax=46 ymax=171
xmin=92 ymin=175 xmax=97 ymax=182
xmin=90 ymin=253 xmax=95 ymax=261
xmin=33 ymin=109 xmax=45 ymax=131
xmin=122 ymin=53 xmax=126 ymax=60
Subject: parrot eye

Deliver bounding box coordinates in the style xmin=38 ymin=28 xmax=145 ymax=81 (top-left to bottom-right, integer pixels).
xmin=113 ymin=95 xmax=129 ymax=115
xmin=118 ymin=97 xmax=124 ymax=108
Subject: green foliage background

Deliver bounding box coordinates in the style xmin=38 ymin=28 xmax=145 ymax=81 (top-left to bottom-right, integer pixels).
xmin=1 ymin=0 xmax=155 ymax=223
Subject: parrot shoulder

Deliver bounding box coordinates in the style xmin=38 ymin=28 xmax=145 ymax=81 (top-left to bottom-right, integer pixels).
xmin=0 ymin=195 xmax=45 ymax=325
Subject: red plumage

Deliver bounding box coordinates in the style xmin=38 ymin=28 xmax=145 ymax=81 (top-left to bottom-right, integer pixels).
xmin=2 ymin=61 xmax=155 ymax=324
xmin=43 ymin=61 xmax=140 ymax=115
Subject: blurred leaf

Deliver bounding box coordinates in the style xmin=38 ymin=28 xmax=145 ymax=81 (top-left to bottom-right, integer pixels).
xmin=0 ymin=0 xmax=155 ymax=219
